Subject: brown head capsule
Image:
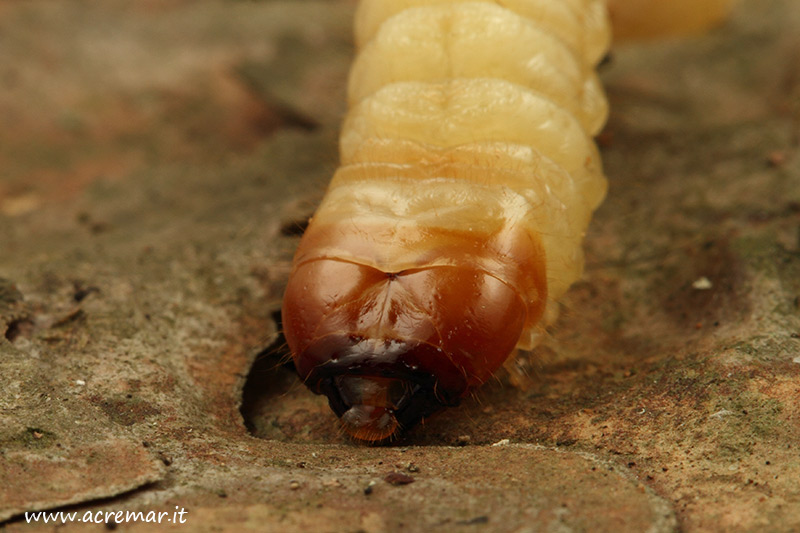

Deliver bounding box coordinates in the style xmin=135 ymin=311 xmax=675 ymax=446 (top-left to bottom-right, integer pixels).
xmin=283 ymin=257 xmax=543 ymax=441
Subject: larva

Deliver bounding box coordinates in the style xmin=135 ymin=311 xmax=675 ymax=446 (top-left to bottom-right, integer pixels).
xmin=280 ymin=0 xmax=726 ymax=442
xmin=281 ymin=0 xmax=609 ymax=442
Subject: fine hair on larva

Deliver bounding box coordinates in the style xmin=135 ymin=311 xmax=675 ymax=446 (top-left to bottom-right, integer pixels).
xmin=282 ymin=0 xmax=611 ymax=443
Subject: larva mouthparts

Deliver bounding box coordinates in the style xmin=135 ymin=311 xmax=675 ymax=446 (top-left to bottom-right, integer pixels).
xmin=282 ymin=0 xmax=610 ymax=442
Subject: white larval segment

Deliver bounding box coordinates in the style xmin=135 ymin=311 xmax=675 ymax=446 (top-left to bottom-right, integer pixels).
xmin=354 ymin=0 xmax=611 ymax=66
xmin=313 ymin=0 xmax=610 ymax=349
xmin=348 ymin=3 xmax=608 ymax=133
xmin=340 ymin=78 xmax=604 ymax=207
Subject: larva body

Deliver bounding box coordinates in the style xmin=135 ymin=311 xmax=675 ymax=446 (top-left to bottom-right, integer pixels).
xmin=282 ymin=0 xmax=610 ymax=442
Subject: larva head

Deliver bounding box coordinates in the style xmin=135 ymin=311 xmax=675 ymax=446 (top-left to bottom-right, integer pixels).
xmin=281 ymin=257 xmax=538 ymax=443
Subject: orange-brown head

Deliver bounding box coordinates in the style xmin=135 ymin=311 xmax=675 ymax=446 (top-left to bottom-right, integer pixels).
xmin=281 ymin=256 xmax=541 ymax=442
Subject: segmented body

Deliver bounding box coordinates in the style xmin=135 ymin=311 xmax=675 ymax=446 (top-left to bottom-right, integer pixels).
xmin=283 ymin=0 xmax=610 ymax=441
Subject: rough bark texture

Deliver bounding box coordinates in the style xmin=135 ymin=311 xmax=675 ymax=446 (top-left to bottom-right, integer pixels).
xmin=1 ymin=1 xmax=798 ymax=531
